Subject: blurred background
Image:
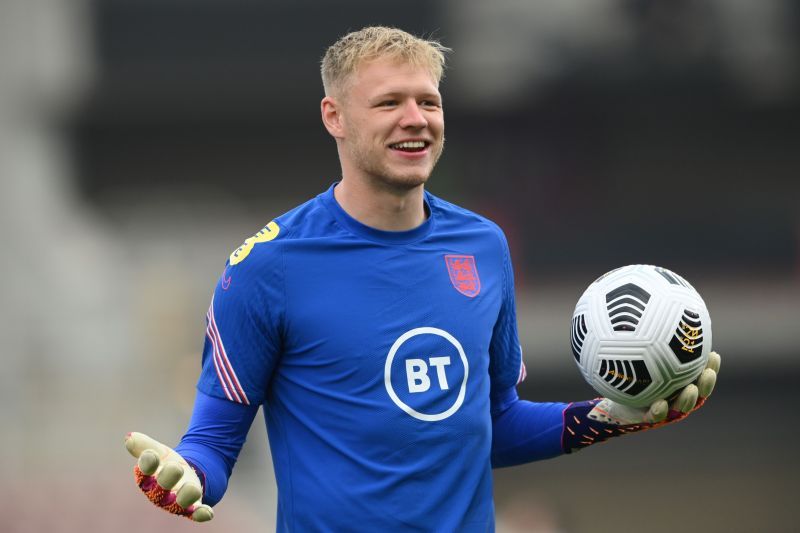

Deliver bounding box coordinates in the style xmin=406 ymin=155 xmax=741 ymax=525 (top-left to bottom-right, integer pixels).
xmin=1 ymin=0 xmax=798 ymax=531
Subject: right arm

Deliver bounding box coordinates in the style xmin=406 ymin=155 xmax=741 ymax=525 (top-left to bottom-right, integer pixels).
xmin=174 ymin=391 xmax=259 ymax=506
xmin=125 ymin=221 xmax=286 ymax=521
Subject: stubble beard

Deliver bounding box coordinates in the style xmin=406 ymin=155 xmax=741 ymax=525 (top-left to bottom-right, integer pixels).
xmin=347 ymin=134 xmax=445 ymax=192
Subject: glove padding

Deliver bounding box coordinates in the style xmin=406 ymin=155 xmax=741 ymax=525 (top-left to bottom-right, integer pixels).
xmin=125 ymin=432 xmax=214 ymax=522
xmin=562 ymin=351 xmax=721 ymax=453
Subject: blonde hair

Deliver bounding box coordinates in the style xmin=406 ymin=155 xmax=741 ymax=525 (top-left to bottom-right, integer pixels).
xmin=321 ymin=26 xmax=450 ymax=97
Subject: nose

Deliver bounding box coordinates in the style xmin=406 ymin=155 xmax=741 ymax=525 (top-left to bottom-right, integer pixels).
xmin=399 ymin=101 xmax=428 ymax=129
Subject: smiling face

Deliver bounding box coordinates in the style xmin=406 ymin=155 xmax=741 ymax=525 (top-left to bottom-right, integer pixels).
xmin=322 ymin=57 xmax=445 ymax=192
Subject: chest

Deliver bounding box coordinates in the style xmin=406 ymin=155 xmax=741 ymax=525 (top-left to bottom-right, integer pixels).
xmin=283 ymin=240 xmax=502 ymax=357
xmin=274 ymin=237 xmax=505 ymax=426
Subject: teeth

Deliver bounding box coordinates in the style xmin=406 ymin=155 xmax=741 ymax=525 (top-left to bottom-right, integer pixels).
xmin=392 ymin=141 xmax=426 ymax=149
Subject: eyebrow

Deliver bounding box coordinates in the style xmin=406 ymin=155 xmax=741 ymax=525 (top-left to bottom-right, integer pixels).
xmin=368 ymin=91 xmax=442 ymax=103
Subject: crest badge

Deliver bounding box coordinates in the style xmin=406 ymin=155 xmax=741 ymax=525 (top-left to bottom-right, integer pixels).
xmin=444 ymin=255 xmax=481 ymax=297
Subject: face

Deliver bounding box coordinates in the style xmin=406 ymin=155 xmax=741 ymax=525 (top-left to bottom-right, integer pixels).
xmin=325 ymin=58 xmax=445 ymax=191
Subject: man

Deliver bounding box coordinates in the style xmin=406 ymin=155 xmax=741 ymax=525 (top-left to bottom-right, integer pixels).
xmin=125 ymin=26 xmax=720 ymax=531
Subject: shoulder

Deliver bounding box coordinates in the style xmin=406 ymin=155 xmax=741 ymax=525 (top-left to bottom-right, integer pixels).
xmin=427 ymin=192 xmax=510 ymax=250
xmin=227 ymin=191 xmax=337 ymax=271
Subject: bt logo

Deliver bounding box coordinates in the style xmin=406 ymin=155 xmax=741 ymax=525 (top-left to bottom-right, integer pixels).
xmin=405 ymin=357 xmax=451 ymax=393
xmin=384 ymin=327 xmax=468 ymax=422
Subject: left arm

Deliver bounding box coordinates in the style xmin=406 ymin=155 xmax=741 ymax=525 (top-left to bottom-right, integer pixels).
xmin=486 ymin=227 xmax=569 ymax=468
xmin=487 ymin=226 xmax=719 ymax=468
xmin=490 ymin=386 xmax=567 ymax=467
xmin=490 ymin=352 xmax=720 ymax=466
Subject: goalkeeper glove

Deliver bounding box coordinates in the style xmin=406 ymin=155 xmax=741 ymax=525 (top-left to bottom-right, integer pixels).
xmin=562 ymin=351 xmax=721 ymax=453
xmin=124 ymin=432 xmax=213 ymax=522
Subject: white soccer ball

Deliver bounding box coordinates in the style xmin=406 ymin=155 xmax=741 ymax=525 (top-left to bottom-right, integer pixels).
xmin=571 ymin=264 xmax=712 ymax=408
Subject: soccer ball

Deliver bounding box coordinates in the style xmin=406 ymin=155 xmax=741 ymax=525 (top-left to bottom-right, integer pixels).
xmin=570 ymin=264 xmax=712 ymax=408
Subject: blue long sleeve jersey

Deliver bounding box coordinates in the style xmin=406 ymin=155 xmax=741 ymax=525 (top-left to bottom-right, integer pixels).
xmin=175 ymin=184 xmax=567 ymax=532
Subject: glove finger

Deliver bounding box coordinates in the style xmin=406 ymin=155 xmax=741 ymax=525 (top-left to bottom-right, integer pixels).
xmin=644 ymin=399 xmax=668 ymax=423
xmin=176 ymin=482 xmax=202 ymax=509
xmin=707 ymin=351 xmax=721 ymax=374
xmin=696 ymin=368 xmax=717 ymax=398
xmin=672 ymin=384 xmax=698 ymax=414
xmin=125 ymin=432 xmax=170 ymax=459
xmin=138 ymin=449 xmax=161 ymax=476
xmin=157 ymin=462 xmax=184 ymax=491
xmin=191 ymin=504 xmax=214 ymax=522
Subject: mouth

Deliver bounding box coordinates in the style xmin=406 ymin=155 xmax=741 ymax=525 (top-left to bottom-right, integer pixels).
xmin=388 ymin=140 xmax=430 ymax=153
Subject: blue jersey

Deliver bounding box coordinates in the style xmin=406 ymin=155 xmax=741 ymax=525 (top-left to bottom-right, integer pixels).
xmin=196 ymin=184 xmax=525 ymax=532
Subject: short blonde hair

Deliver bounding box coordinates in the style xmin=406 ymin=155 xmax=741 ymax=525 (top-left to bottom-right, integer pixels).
xmin=321 ymin=26 xmax=450 ymax=97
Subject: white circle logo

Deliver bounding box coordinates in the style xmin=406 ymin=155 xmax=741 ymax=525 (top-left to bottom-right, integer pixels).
xmin=384 ymin=327 xmax=469 ymax=422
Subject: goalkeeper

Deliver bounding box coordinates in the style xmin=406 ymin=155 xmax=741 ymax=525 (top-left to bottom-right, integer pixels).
xmin=125 ymin=26 xmax=721 ymax=531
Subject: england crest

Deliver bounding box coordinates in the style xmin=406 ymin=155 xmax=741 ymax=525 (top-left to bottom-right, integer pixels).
xmin=444 ymin=255 xmax=481 ymax=297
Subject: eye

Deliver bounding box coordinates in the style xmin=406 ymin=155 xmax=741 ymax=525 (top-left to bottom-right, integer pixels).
xmin=420 ymin=100 xmax=442 ymax=109
xmin=377 ymin=100 xmax=398 ymax=107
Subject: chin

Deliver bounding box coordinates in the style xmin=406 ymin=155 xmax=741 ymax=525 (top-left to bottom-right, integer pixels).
xmin=375 ymin=171 xmax=431 ymax=191
xmin=381 ymin=160 xmax=438 ymax=189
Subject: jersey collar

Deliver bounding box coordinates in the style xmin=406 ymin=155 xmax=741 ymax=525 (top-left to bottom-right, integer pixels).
xmin=321 ymin=182 xmax=435 ymax=245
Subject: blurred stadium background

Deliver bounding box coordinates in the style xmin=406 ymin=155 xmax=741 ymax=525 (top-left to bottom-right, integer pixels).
xmin=1 ymin=1 xmax=798 ymax=532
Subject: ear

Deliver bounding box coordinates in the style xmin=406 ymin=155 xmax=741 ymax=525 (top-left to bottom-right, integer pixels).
xmin=321 ymin=96 xmax=345 ymax=139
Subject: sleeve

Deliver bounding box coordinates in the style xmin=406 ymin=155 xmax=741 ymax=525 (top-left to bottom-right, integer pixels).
xmin=490 ymin=387 xmax=567 ymax=468
xmin=488 ymin=227 xmax=568 ymax=467
xmin=488 ymin=228 xmax=526 ymax=413
xmin=175 ymin=391 xmax=259 ymax=506
xmin=196 ymin=237 xmax=286 ymax=406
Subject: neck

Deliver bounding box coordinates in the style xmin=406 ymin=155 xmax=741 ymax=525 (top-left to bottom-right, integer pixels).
xmin=334 ymin=177 xmax=427 ymax=232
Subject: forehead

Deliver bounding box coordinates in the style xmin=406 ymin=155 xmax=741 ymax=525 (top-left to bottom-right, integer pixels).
xmin=348 ymin=57 xmax=440 ymax=97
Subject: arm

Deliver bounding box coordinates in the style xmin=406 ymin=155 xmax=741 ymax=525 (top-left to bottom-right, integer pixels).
xmin=490 ymin=352 xmax=720 ymax=466
xmin=491 ymin=386 xmax=567 ymax=467
xmin=123 ymin=392 xmax=258 ymax=521
xmin=487 ymin=228 xmax=568 ymax=467
xmin=125 ymin=225 xmax=286 ymax=521
xmin=175 ymin=391 xmax=259 ymax=506
xmin=486 ymin=227 xmax=720 ymax=466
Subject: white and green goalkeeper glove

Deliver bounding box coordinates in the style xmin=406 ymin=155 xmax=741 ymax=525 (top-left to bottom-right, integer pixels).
xmin=124 ymin=432 xmax=214 ymax=522
xmin=562 ymin=351 xmax=721 ymax=452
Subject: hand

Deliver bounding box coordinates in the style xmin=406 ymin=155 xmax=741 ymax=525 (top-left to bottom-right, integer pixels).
xmin=562 ymin=351 xmax=721 ymax=452
xmin=124 ymin=432 xmax=214 ymax=522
